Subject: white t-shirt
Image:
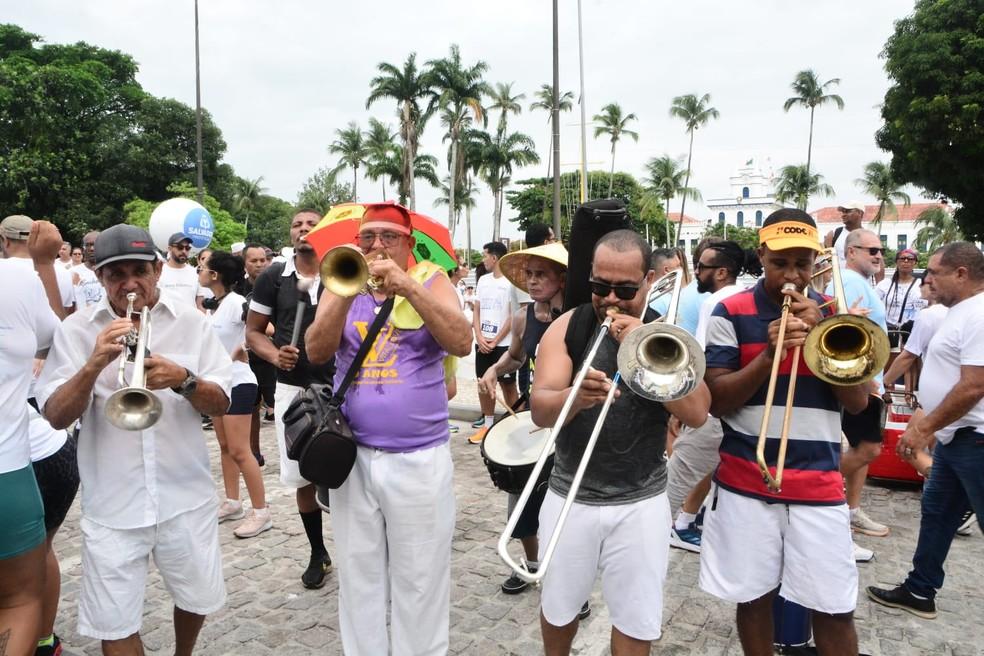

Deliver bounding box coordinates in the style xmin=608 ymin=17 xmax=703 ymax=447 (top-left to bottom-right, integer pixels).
xmin=903 ymin=304 xmax=948 ymax=358
xmin=695 ymin=283 xmax=745 ymax=348
xmin=158 ymin=264 xmax=201 ymax=307
xmin=475 ymin=272 xmax=519 ymax=347
xmin=876 ymin=276 xmax=926 ymax=326
xmin=206 ymin=291 xmax=256 ymax=388
xmin=0 ymin=260 xmax=59 ymax=473
xmin=28 ymin=402 xmax=67 ymax=463
xmin=918 ymin=292 xmax=984 ymax=445
xmin=833 ymin=227 xmax=850 ymax=268
xmin=71 ymin=263 xmax=104 ymax=308
xmin=7 ymin=257 xmax=74 ymax=308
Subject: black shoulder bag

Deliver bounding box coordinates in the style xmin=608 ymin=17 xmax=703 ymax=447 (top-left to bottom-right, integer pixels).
xmin=282 ymin=297 xmax=394 ymax=488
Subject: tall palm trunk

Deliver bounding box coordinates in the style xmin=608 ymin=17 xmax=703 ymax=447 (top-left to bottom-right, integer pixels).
xmin=447 ymin=130 xmax=459 ymax=231
xmin=403 ymin=104 xmax=415 ymax=210
xmin=608 ymin=143 xmax=616 ymax=197
xmin=466 ymin=173 xmax=474 ymax=263
xmin=352 ymin=165 xmax=359 ymax=202
xmin=676 ymin=128 xmax=695 ymax=244
xmin=665 ymin=197 xmax=671 ymax=246
xmin=805 ymin=106 xmax=815 ymax=179
xmin=381 ymin=179 xmax=387 ymax=201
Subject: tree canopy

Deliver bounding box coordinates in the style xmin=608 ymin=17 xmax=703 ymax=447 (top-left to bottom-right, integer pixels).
xmin=877 ymin=0 xmax=984 ymax=239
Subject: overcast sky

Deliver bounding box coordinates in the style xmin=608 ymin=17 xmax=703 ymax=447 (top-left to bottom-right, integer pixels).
xmin=7 ymin=0 xmax=922 ymax=246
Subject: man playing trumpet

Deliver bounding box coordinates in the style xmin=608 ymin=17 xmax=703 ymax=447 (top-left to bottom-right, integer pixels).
xmin=36 ymin=224 xmax=232 ymax=655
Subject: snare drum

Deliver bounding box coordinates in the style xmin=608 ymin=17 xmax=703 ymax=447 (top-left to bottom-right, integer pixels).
xmin=480 ymin=411 xmax=554 ymax=494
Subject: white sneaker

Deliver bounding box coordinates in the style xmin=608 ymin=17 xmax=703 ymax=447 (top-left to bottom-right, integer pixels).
xmin=851 ymin=508 xmax=890 ymax=537
xmin=853 ymin=541 xmax=874 ymax=563
xmin=957 ymin=511 xmax=977 ymax=537
xmin=218 ymin=499 xmax=244 ymax=523
xmin=233 ymin=508 xmax=273 ymax=538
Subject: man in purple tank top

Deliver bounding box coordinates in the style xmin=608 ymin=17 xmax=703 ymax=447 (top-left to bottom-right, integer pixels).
xmin=306 ymin=202 xmax=471 ymax=656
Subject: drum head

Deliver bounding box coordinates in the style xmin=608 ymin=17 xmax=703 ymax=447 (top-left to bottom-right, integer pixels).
xmin=481 ymin=411 xmax=553 ymax=466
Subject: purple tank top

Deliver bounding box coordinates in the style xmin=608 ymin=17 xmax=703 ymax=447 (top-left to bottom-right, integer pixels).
xmin=334 ymin=276 xmax=449 ymax=452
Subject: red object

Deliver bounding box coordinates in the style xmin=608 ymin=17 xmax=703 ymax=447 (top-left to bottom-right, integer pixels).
xmin=868 ymin=420 xmax=923 ymax=483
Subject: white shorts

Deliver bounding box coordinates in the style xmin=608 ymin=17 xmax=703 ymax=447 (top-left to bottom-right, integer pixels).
xmin=78 ymin=501 xmax=225 ymax=640
xmin=275 ymin=382 xmax=310 ymax=489
xmin=538 ymin=490 xmax=670 ymax=641
xmin=699 ymin=486 xmax=858 ymax=615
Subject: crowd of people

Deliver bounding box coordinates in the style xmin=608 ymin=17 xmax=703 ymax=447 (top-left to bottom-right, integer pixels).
xmin=0 ymin=200 xmax=981 ymax=656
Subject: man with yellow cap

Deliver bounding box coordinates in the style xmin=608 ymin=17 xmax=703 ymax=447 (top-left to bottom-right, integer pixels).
xmin=700 ymin=208 xmax=870 ymax=655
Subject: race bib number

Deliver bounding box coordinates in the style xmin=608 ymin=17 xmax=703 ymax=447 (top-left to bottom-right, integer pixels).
xmin=481 ymin=321 xmax=498 ymax=336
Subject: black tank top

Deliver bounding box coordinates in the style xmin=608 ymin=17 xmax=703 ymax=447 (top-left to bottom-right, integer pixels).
xmin=522 ymin=303 xmax=552 ymax=364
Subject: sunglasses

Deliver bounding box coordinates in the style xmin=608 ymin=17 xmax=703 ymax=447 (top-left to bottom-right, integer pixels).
xmin=589 ymin=279 xmax=642 ymax=301
xmin=897 ymin=256 xmax=916 ymax=262
xmin=853 ymin=246 xmax=885 ymax=256
xmin=695 ymin=262 xmax=723 ymax=273
xmin=172 ymin=243 xmax=192 ymax=251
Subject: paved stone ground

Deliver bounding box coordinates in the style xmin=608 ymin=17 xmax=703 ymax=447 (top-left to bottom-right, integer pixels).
xmin=53 ymin=367 xmax=983 ymax=655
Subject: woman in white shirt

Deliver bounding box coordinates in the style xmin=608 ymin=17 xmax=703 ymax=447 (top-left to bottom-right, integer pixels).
xmin=876 ymin=248 xmax=926 ymax=348
xmin=199 ymin=252 xmax=272 ymax=538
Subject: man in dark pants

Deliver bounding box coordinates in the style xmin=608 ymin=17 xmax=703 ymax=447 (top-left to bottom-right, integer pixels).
xmin=868 ymin=242 xmax=984 ymax=618
xmin=245 ymin=210 xmax=335 ymax=589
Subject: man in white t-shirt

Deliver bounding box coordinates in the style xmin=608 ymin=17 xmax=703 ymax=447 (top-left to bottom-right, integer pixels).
xmin=882 ymin=283 xmax=947 ymax=401
xmin=2 ymin=215 xmax=75 ymax=317
xmin=159 ymin=232 xmax=205 ymax=310
xmin=71 ymin=231 xmax=105 ymax=309
xmin=469 ymin=241 xmax=519 ymax=444
xmin=824 ymin=200 xmax=865 ymax=268
xmin=58 ymin=241 xmax=73 ymax=269
xmin=868 ymin=242 xmax=984 ymax=619
xmin=668 ymin=241 xmax=757 ymax=552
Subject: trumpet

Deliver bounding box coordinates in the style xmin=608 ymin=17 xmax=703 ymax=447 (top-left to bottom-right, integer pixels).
xmin=498 ymin=269 xmax=703 ymax=583
xmin=105 ymin=293 xmax=163 ymax=431
xmin=319 ymin=245 xmax=385 ymax=297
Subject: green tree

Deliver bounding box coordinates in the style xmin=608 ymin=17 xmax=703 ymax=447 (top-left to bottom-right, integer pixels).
xmin=642 ymin=154 xmax=701 ymax=246
xmin=592 ymin=103 xmax=639 ymax=197
xmin=231 ymin=176 xmax=266 ymax=232
xmin=365 ymin=53 xmax=434 ymax=210
xmin=915 ymin=206 xmax=962 ymax=251
xmin=854 ymin=161 xmax=910 ymax=229
xmin=669 ymin=93 xmax=719 ymax=243
xmin=425 ymin=44 xmax=490 ymax=231
xmin=480 ymin=130 xmax=540 ymax=240
xmin=774 ymin=164 xmax=835 ymax=210
xmin=488 ymin=81 xmax=525 ymax=135
xmin=124 ymin=181 xmax=245 ymax=252
xmin=783 ymin=70 xmax=844 ymax=179
xmin=529 ymin=83 xmax=575 ymax=116
xmin=363 ymin=118 xmax=399 ymax=201
xmin=701 ymin=223 xmax=761 ymax=250
xmin=329 ymin=122 xmax=368 ymax=202
xmin=877 ymin=0 xmax=984 ymax=238
xmin=296 ymin=167 xmax=354 ymax=215
xmin=244 ymin=194 xmax=295 ymax=251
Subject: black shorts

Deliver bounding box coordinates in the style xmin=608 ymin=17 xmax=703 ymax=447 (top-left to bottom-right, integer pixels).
xmin=475 ymin=345 xmax=516 ymax=382
xmin=842 ymin=395 xmax=885 ymax=447
xmin=229 ymin=383 xmax=258 ymax=415
xmin=32 ymin=436 xmax=80 ymax=533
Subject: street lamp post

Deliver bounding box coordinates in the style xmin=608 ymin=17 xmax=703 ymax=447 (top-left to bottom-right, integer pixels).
xmin=194 ymin=0 xmax=204 ymax=204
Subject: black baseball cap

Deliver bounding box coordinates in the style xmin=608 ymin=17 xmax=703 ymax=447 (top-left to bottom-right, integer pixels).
xmin=168 ymin=231 xmax=193 ymax=246
xmin=94 ymin=225 xmax=159 ymax=269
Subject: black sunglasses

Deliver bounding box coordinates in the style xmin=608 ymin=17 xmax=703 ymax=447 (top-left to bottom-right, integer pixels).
xmin=853 ymin=246 xmax=885 ymax=256
xmin=589 ymin=279 xmax=642 ymax=301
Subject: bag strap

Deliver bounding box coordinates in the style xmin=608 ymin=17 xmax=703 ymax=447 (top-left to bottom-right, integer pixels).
xmin=330 ymin=297 xmax=395 ymax=406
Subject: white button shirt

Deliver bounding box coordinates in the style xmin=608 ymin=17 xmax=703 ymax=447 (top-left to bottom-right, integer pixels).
xmin=37 ymin=292 xmax=232 ymax=529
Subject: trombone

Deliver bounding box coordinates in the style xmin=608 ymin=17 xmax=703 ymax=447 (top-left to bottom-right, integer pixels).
xmin=755 ymin=249 xmax=890 ymax=492
xmin=497 ymin=269 xmax=704 ymax=583
xmin=105 ymin=293 xmax=163 ymax=431
xmin=319 ymin=245 xmax=385 ymax=297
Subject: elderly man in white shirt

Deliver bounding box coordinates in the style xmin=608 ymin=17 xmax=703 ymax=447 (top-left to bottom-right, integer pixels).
xmin=37 ymin=224 xmax=232 ymax=655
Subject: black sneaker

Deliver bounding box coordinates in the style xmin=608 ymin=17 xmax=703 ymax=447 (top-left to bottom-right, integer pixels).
xmin=866 ymin=584 xmax=937 ymax=619
xmin=301 ymin=552 xmax=332 ymax=589
xmin=957 ymin=510 xmax=977 ymax=537
xmin=34 ymin=634 xmax=61 ymax=656
xmin=577 ymin=601 xmax=591 ymax=621
xmin=501 ymin=572 xmax=530 ymax=594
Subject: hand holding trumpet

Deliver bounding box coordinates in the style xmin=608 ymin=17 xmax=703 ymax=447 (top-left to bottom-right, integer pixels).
xmin=367 ymin=255 xmax=414 ymax=298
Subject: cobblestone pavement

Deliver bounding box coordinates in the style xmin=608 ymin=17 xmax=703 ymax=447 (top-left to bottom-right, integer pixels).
xmin=54 ymin=376 xmax=982 ymax=655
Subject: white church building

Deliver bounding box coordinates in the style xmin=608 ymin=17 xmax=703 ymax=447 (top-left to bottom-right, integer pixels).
xmin=704 ymin=159 xmax=781 ymax=231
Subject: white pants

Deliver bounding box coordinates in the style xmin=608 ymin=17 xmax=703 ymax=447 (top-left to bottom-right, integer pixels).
xmin=274 ymin=382 xmax=310 ymax=488
xmin=330 ymin=442 xmax=455 ymax=656
xmin=666 ymin=417 xmax=723 ymax=518
xmin=538 ymin=490 xmax=671 ymax=641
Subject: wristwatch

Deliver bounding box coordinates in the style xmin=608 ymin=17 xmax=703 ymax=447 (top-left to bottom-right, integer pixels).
xmin=171 ymin=368 xmax=198 ymax=398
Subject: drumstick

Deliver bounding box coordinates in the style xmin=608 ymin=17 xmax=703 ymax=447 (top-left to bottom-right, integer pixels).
xmin=290 ymin=277 xmax=314 ymax=347
xmin=495 ymin=394 xmax=518 ymax=419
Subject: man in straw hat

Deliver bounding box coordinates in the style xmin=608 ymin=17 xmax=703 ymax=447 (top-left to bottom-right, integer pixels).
xmin=700 ymin=208 xmax=870 ymax=655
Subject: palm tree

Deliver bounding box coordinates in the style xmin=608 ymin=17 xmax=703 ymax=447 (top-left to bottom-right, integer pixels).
xmin=915 ymin=206 xmax=961 ymax=251
xmin=366 ymin=53 xmax=434 ymax=210
xmin=480 ymin=131 xmax=540 ymax=240
xmin=363 ymin=118 xmax=399 ymax=200
xmin=642 ymin=155 xmax=701 ymax=245
xmin=774 ymin=164 xmax=835 ymax=210
xmin=669 ymin=93 xmax=719 ymax=242
xmin=232 ymin=176 xmax=266 ymax=232
xmin=425 ymin=45 xmax=490 ymax=231
xmin=783 ymin=70 xmax=844 ymax=179
xmin=592 ymin=103 xmax=639 ymax=197
xmin=529 ymin=83 xmax=575 ymax=198
xmin=854 ymin=161 xmax=911 ymax=230
xmin=328 ymin=122 xmax=368 ymax=202
xmin=488 ymin=82 xmax=525 ymax=136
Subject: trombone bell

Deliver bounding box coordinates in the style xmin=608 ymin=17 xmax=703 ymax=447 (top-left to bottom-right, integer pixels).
xmin=617 ymin=323 xmax=705 ymax=402
xmin=803 ymin=314 xmax=890 ymax=386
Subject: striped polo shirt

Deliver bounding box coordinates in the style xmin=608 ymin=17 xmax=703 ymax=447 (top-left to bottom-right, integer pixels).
xmin=705 ymin=279 xmax=845 ymax=505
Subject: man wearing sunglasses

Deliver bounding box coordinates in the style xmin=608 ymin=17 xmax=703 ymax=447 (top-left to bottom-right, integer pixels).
xmin=159 ymin=233 xmax=206 ymax=311
xmin=829 ymin=229 xmax=892 ymax=560
xmin=530 ymin=229 xmax=711 ymax=656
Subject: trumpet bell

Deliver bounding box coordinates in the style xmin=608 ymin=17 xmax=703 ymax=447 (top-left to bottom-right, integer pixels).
xmin=617 ymin=323 xmax=706 ymax=402
xmin=802 ymin=314 xmax=890 ymax=386
xmin=105 ymin=387 xmax=163 ymax=431
xmin=320 ymin=245 xmax=370 ymax=297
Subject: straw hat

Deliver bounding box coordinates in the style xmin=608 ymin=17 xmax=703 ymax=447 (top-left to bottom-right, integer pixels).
xmin=499 ymin=242 xmax=568 ymax=293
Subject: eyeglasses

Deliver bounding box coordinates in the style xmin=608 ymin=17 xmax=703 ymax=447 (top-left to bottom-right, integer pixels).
xmin=695 ymin=262 xmax=722 ymax=273
xmin=589 ymin=278 xmax=642 ymax=301
xmin=172 ymin=243 xmax=192 ymax=251
xmin=897 ymin=256 xmax=916 ymax=262
xmin=357 ymin=231 xmax=403 ymax=248
xmin=852 ymin=246 xmax=885 ymax=256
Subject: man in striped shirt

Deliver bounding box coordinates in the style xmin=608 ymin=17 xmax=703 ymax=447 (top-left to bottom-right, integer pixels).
xmin=699 ymin=209 xmax=870 ymax=656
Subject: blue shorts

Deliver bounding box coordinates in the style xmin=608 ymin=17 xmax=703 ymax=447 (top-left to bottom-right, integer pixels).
xmin=0 ymin=465 xmax=46 ymax=559
xmin=229 ymin=383 xmax=258 ymax=415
